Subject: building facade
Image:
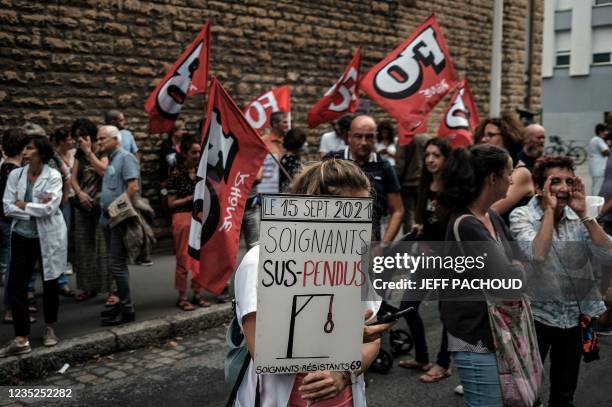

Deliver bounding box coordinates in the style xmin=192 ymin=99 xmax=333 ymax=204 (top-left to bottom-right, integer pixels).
xmin=542 ymin=0 xmax=612 ymax=145
xmin=0 ymin=0 xmax=543 ymax=236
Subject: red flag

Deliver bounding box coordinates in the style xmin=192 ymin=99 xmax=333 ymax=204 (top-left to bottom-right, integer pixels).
xmin=144 ymin=22 xmax=211 ymax=134
xmin=307 ymin=48 xmax=361 ymax=128
xmin=360 ymin=15 xmax=457 ymax=144
xmin=437 ymin=79 xmax=481 ymax=148
xmin=243 ymin=86 xmax=291 ymax=132
xmin=397 ymin=123 xmax=416 ymax=146
xmin=188 ymin=77 xmax=269 ymax=295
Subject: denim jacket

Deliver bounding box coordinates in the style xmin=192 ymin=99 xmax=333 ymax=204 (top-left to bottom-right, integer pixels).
xmin=509 ymin=196 xmax=610 ymax=328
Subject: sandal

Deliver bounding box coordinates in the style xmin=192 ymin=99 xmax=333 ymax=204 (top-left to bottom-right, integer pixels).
xmin=177 ymin=299 xmax=195 ymax=311
xmin=398 ymin=359 xmax=433 ymax=371
xmin=59 ymin=287 xmax=75 ymax=297
xmin=420 ymin=367 xmax=452 ymax=383
xmin=192 ymin=295 xmax=211 ymax=308
xmin=105 ymin=294 xmax=120 ymax=307
xmin=75 ymin=291 xmax=97 ymax=302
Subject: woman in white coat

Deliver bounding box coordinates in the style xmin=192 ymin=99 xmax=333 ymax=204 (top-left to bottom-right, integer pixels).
xmin=1 ymin=135 xmax=67 ymax=357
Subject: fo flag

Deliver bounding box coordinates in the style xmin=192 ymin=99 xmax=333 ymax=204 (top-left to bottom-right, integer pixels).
xmin=438 ymin=79 xmax=480 ymax=148
xmin=188 ymin=77 xmax=269 ymax=295
xmin=244 ymin=86 xmax=291 ymax=132
xmin=360 ymin=15 xmax=457 ymax=144
xmin=307 ymin=48 xmax=361 ymax=128
xmin=145 ymin=22 xmax=211 ymax=134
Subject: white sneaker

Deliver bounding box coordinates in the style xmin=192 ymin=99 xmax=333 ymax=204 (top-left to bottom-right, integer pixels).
xmin=43 ymin=326 xmax=59 ymax=347
xmin=65 ymin=262 xmax=73 ymax=275
xmin=454 ymin=385 xmax=464 ymax=395
xmin=0 ymin=340 xmax=31 ymax=357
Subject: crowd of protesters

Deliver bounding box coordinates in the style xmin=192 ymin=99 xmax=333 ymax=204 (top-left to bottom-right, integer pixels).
xmin=234 ymin=113 xmax=612 ymax=407
xmin=1 ymin=109 xmax=612 ymax=406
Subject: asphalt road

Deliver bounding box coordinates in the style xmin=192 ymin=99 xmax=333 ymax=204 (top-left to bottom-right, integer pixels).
xmin=7 ymin=301 xmax=612 ymax=407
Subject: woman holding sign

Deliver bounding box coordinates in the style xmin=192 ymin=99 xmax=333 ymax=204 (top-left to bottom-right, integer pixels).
xmin=233 ymin=159 xmax=391 ymax=407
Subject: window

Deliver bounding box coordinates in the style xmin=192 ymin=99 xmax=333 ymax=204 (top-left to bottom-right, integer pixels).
xmin=593 ymin=52 xmax=611 ymax=64
xmin=595 ymin=0 xmax=612 ymax=6
xmin=556 ymin=52 xmax=571 ymax=66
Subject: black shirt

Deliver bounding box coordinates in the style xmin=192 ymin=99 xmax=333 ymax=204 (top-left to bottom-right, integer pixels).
xmin=440 ymin=209 xmax=522 ymax=349
xmin=279 ymin=153 xmax=302 ymax=193
xmin=166 ymin=168 xmax=197 ymax=213
xmin=419 ymin=189 xmax=447 ymax=242
xmin=324 ymin=148 xmax=402 ymax=241
xmin=516 ymin=150 xmax=537 ymax=171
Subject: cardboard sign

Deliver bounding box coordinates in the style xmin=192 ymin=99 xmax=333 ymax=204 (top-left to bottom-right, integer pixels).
xmin=255 ymin=194 xmax=373 ymax=374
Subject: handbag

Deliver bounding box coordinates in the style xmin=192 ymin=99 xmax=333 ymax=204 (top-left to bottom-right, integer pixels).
xmin=453 ymin=214 xmax=544 ymax=407
xmin=551 ymin=245 xmax=601 ymax=363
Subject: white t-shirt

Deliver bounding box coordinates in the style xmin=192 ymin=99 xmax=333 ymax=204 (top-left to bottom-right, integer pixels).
xmin=234 ymin=245 xmax=380 ymax=407
xmin=588 ymin=136 xmax=609 ymax=177
xmin=319 ymin=131 xmax=347 ymax=155
xmin=375 ymin=140 xmax=397 ymax=167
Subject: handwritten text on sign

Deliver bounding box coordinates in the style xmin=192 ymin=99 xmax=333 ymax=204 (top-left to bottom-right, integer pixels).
xmin=255 ymin=194 xmax=373 ymax=374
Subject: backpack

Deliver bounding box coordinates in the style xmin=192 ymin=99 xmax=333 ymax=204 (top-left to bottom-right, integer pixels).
xmin=224 ymin=300 xmax=259 ymax=407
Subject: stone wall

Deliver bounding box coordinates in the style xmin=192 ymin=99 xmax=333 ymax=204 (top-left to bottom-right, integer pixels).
xmin=0 ymin=0 xmax=543 ymax=236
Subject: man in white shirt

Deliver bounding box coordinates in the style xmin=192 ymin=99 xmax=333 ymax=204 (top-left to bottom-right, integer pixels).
xmin=318 ymin=114 xmax=352 ymax=158
xmin=588 ymin=123 xmax=610 ymax=195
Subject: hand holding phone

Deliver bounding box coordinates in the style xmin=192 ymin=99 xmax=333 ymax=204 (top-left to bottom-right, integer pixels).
xmin=372 ymin=306 xmax=414 ymax=325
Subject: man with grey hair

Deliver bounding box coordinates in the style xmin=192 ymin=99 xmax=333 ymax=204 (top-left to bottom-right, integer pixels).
xmin=97 ymin=125 xmax=139 ymax=326
xmin=104 ymin=110 xmax=139 ymax=160
xmin=325 ymin=115 xmax=403 ymax=242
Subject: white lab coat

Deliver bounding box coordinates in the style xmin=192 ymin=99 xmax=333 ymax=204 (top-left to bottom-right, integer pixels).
xmin=2 ymin=164 xmax=67 ymax=281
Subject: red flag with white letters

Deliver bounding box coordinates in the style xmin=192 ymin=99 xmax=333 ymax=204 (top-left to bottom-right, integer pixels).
xmin=188 ymin=77 xmax=269 ymax=295
xmin=360 ymin=14 xmax=457 ymax=145
xmin=145 ymin=22 xmax=211 ymax=134
xmin=307 ymin=48 xmax=361 ymax=128
xmin=243 ymin=86 xmax=291 ymax=132
xmin=437 ymin=79 xmax=480 ymax=148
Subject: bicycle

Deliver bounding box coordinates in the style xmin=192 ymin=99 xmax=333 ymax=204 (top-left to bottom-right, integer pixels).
xmin=544 ymin=135 xmax=587 ymax=165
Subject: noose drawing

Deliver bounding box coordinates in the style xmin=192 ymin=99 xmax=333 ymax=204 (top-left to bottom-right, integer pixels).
xmin=282 ymin=294 xmax=335 ymax=359
xmin=324 ymin=295 xmax=334 ymax=333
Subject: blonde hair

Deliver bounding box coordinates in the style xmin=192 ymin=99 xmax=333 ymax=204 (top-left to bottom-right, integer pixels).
xmin=288 ymin=159 xmax=371 ymax=196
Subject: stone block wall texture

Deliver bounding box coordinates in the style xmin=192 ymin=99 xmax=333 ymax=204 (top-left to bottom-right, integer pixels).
xmin=0 ymin=0 xmax=543 ymax=237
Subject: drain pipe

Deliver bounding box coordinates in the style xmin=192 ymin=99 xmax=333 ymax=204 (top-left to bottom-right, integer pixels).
xmin=489 ymin=0 xmax=503 ymax=117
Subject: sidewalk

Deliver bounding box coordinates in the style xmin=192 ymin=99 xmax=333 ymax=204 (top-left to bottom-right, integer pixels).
xmin=0 ymin=246 xmax=247 ymax=384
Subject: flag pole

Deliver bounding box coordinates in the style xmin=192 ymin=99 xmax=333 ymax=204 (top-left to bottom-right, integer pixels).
xmin=268 ymin=153 xmax=293 ymax=182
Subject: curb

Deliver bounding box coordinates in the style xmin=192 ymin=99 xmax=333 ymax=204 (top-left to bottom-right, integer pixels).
xmin=0 ymin=303 xmax=232 ymax=385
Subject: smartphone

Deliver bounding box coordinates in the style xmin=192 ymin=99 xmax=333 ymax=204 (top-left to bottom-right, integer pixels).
xmin=372 ymin=306 xmax=414 ymax=325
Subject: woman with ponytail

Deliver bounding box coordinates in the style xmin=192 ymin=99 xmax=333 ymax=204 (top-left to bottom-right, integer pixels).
xmin=438 ymin=144 xmax=525 ymax=406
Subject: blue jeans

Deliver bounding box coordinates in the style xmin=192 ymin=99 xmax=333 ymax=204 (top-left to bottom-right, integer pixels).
xmin=453 ymin=351 xmax=503 ymax=407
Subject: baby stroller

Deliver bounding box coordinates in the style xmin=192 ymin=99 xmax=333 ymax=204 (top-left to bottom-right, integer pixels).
xmin=369 ymin=301 xmax=414 ymax=373
xmin=369 ymin=230 xmax=421 ymax=374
